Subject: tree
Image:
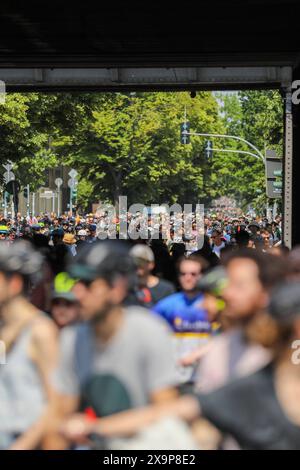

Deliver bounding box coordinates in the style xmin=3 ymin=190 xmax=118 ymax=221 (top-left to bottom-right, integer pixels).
xmin=65 ymin=91 xmax=225 ymax=208
xmin=0 ymin=90 xmax=283 ymax=214
xmin=0 ymin=92 xmax=97 ymax=189
xmin=215 ymin=90 xmax=283 ymax=210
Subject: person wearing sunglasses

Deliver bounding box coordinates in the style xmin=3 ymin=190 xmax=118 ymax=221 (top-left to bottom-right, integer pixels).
xmin=210 ymin=229 xmax=227 ymax=259
xmin=153 ymin=254 xmax=211 ymax=383
xmin=50 ymin=273 xmax=80 ymax=329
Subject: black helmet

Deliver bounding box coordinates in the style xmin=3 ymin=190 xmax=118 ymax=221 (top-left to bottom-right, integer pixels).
xmin=269 ymin=280 xmax=300 ymax=323
xmin=0 ymin=240 xmax=43 ymax=282
xmin=67 ymin=240 xmax=135 ymax=285
xmin=197 ymin=266 xmax=228 ymax=297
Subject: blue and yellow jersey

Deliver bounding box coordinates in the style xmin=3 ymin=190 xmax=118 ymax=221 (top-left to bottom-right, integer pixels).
xmin=153 ymin=292 xmax=212 ymax=382
xmin=153 ymin=291 xmax=211 ymax=336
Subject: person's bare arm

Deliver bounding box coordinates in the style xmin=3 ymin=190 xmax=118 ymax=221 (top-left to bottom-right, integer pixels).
xmin=150 ymin=386 xmax=179 ymax=404
xmin=9 ymin=319 xmax=59 ymax=450
xmin=179 ymin=343 xmax=212 ymax=367
xmin=61 ymin=395 xmax=201 ymax=443
xmin=42 ymin=391 xmax=80 ymax=450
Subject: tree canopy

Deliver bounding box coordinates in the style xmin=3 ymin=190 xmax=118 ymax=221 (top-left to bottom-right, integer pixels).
xmin=0 ymin=89 xmax=283 ymax=211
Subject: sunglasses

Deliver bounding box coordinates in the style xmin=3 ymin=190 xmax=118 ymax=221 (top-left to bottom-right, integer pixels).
xmin=179 ymin=271 xmax=200 ymax=277
xmin=52 ymin=299 xmax=75 ymax=307
xmin=79 ymin=279 xmax=93 ymax=288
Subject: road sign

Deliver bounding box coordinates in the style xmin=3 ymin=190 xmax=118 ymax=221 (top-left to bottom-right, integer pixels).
xmin=40 ymin=190 xmax=55 ymax=199
xmin=68 ymin=169 xmax=78 ymax=179
xmin=3 ymin=171 xmax=15 ymax=183
xmin=265 ymin=159 xmax=282 ymax=179
xmin=265 ymin=149 xmax=278 ymax=159
xmin=68 ymin=178 xmax=78 ymax=188
xmin=266 ymin=180 xmax=282 ymax=198
xmin=55 ymin=177 xmax=63 ymax=188
xmin=265 ymin=154 xmax=282 ymax=198
xmin=3 ymin=162 xmax=13 ymax=172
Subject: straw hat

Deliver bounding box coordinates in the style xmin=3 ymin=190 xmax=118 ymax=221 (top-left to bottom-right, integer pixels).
xmin=63 ymin=233 xmax=77 ymax=245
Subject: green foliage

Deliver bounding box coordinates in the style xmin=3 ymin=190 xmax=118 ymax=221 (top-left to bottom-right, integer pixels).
xmin=215 ymin=90 xmax=283 ymax=210
xmin=62 ymin=91 xmax=225 ymax=207
xmin=0 ymin=90 xmax=283 ymax=212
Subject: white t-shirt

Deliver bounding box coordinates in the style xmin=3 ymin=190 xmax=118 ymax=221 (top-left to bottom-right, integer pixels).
xmin=212 ymin=241 xmax=226 ymax=258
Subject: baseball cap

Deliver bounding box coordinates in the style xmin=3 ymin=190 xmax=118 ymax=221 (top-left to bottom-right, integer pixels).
xmin=248 ymin=221 xmax=260 ymax=229
xmin=0 ymin=225 xmax=9 ymax=234
xmin=67 ymin=240 xmax=135 ymax=283
xmin=130 ymin=244 xmax=155 ymax=263
xmin=51 ymin=228 xmax=64 ymax=237
xmin=51 ymin=272 xmax=77 ymax=302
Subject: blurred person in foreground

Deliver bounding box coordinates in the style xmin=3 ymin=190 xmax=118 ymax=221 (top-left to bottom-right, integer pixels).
xmin=0 ymin=241 xmax=58 ymax=450
xmin=61 ymin=280 xmax=300 ymax=450
xmin=47 ymin=240 xmax=178 ymax=449
xmin=285 ymin=245 xmax=300 ymax=279
xmin=153 ymin=254 xmax=211 ymax=383
xmin=194 ymin=249 xmax=286 ymax=393
xmin=130 ymin=244 xmax=175 ymax=308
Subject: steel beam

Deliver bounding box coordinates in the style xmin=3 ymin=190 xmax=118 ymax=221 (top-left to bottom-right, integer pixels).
xmin=0 ymin=66 xmax=292 ymax=90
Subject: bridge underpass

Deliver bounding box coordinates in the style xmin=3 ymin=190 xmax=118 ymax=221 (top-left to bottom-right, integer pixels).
xmin=0 ymin=1 xmax=299 ymax=246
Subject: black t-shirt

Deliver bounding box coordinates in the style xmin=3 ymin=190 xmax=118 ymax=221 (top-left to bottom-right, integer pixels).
xmin=133 ymin=279 xmax=176 ymax=308
xmin=197 ymin=364 xmax=300 ymax=450
xmin=149 ymin=279 xmax=175 ymax=305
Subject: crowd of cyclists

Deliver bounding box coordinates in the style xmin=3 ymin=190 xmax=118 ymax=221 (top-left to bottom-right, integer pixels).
xmin=0 ymin=208 xmax=300 ymax=450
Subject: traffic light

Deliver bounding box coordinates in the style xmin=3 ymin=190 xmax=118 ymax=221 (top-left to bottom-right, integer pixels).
xmin=4 ymin=191 xmax=10 ymax=204
xmin=23 ymin=187 xmax=28 ymax=198
xmin=5 ymin=180 xmax=20 ymax=212
xmin=72 ymin=188 xmax=78 ymax=199
xmin=180 ymin=122 xmax=190 ymax=144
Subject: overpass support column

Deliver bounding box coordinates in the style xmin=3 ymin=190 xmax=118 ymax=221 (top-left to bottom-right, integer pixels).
xmin=283 ymin=88 xmax=293 ymax=248
xmin=291 ymin=70 xmax=300 ymax=247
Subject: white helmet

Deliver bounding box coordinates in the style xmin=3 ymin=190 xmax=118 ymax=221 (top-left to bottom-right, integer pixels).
xmin=78 ymin=229 xmax=87 ymax=237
